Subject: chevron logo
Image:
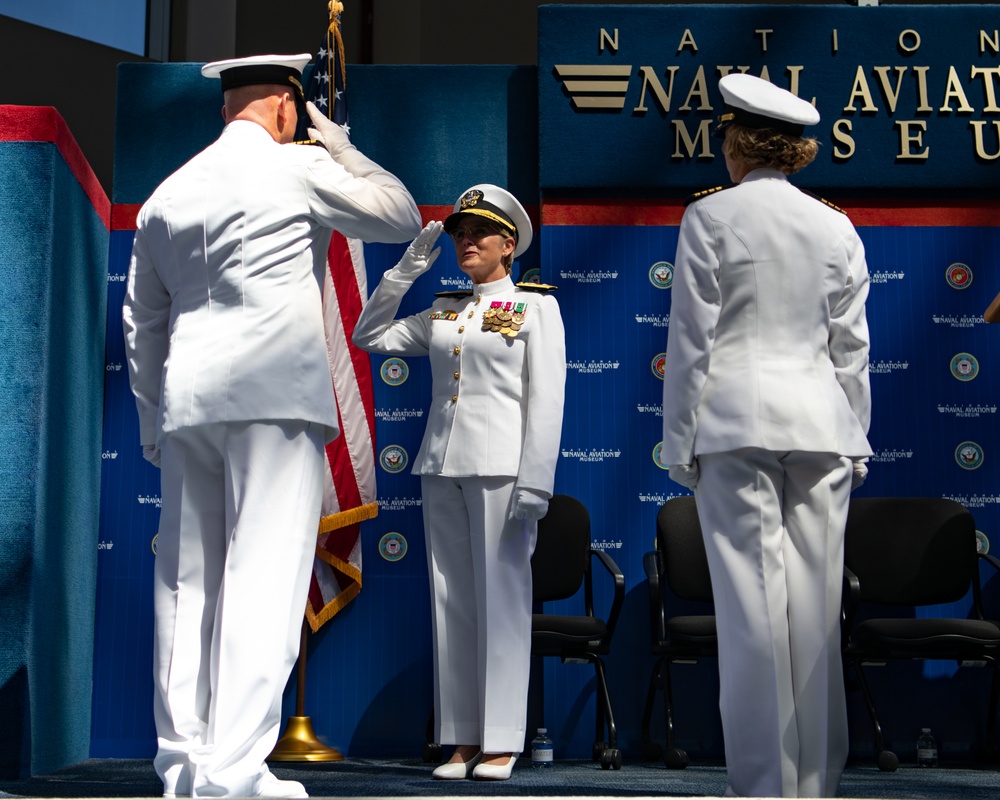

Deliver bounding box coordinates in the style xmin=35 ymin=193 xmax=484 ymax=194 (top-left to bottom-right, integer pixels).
xmin=553 ymin=65 xmax=633 ymax=109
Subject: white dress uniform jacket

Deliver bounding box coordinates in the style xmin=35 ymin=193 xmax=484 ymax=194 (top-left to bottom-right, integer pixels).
xmin=124 ymin=120 xmax=422 ymax=446
xmin=354 ymin=272 xmax=565 ymax=494
xmin=661 ymin=168 xmax=872 ymax=466
xmin=122 ymin=118 xmax=420 ymax=798
xmin=662 ymin=168 xmax=872 ymax=798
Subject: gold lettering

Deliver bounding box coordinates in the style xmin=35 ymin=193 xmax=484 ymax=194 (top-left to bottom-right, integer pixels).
xmin=939 ymin=66 xmax=974 ymax=112
xmin=756 ymin=29 xmax=773 ymax=52
xmin=898 ymin=29 xmax=921 ymax=53
xmin=873 ymin=67 xmax=908 ymax=114
xmin=971 ymin=121 xmax=1000 ymax=159
xmin=716 ymin=66 xmax=750 ymax=78
xmin=677 ymin=29 xmax=698 ymax=53
xmin=758 ymin=65 xmax=772 ymax=83
xmin=913 ymin=66 xmax=932 ymax=112
xmin=672 ymin=119 xmax=714 ymax=159
xmin=980 ymin=29 xmax=1000 ymax=56
xmin=895 ymin=120 xmax=929 ymax=159
xmin=844 ymin=67 xmax=878 ymax=112
xmin=633 ymin=66 xmax=680 ymax=113
xmin=787 ymin=66 xmax=813 ymax=103
xmin=680 ymin=66 xmax=712 ymax=111
xmin=599 ymin=28 xmax=619 ymax=54
xmin=971 ymin=67 xmax=1000 ymax=112
xmin=832 ymin=119 xmax=856 ymax=160
xmin=832 ymin=29 xmax=839 ymax=54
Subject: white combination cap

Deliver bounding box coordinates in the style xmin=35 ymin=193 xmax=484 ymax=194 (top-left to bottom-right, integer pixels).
xmin=444 ymin=184 xmax=533 ymax=258
xmin=201 ymin=53 xmax=311 ymax=99
xmin=716 ymin=73 xmax=819 ymax=138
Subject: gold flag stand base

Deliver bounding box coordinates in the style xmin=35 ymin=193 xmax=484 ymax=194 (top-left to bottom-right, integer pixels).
xmin=268 ymin=716 xmax=343 ymax=762
xmin=268 ymin=621 xmax=344 ymax=762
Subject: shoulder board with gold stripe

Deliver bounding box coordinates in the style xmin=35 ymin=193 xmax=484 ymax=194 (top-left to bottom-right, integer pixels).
xmin=515 ymin=282 xmax=557 ymax=293
xmin=684 ymin=185 xmax=732 ymax=206
xmin=798 ymin=188 xmax=846 ymax=215
xmin=292 ymin=139 xmax=324 ymax=147
xmin=434 ymin=290 xmax=474 ymax=298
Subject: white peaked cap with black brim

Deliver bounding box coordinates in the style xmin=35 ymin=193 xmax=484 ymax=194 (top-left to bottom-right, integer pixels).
xmin=715 ymin=73 xmax=820 ymax=139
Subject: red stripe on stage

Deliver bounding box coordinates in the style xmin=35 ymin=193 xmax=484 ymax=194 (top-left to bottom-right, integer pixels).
xmin=541 ymin=198 xmax=1000 ymax=227
xmin=543 ymin=200 xmax=686 ymax=226
xmin=112 ymin=200 xmax=1000 ymax=233
xmin=0 ymin=105 xmax=111 ymax=228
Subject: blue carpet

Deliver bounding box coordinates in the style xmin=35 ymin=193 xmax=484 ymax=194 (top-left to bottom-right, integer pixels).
xmin=0 ymin=758 xmax=997 ymax=798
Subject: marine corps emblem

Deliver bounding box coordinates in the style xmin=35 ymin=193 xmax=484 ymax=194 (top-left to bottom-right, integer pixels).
xmin=651 ymin=353 xmax=666 ymax=380
xmin=945 ymin=263 xmax=972 ymax=290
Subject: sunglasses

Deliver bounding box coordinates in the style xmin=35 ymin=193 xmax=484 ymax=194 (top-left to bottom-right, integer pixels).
xmin=448 ymin=224 xmax=505 ymax=243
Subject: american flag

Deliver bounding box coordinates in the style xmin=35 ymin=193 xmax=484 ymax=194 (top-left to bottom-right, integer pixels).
xmin=302 ymin=1 xmax=377 ymax=631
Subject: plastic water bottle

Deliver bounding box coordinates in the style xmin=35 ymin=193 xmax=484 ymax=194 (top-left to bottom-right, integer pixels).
xmin=531 ymin=727 xmax=553 ymax=768
xmin=916 ymin=728 xmax=938 ymax=767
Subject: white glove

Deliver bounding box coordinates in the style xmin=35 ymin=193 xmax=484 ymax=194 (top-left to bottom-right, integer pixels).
xmin=511 ymin=488 xmax=550 ymax=521
xmin=305 ymin=100 xmax=352 ymax=157
xmin=142 ymin=444 xmax=161 ymax=469
xmin=669 ymin=463 xmax=699 ymax=490
xmin=851 ymin=458 xmax=868 ymax=490
xmin=393 ymin=221 xmax=443 ymax=279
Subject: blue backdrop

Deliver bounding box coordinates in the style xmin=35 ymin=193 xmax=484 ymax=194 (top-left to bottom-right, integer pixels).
xmin=94 ymin=4 xmax=1000 ymax=768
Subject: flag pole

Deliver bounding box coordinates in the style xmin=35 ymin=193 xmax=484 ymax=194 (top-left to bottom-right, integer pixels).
xmin=268 ymin=620 xmax=344 ymax=761
xmin=269 ymin=0 xmax=365 ymax=764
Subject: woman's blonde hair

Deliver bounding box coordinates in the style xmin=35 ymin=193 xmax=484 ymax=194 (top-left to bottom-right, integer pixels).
xmin=722 ymin=123 xmax=819 ymax=175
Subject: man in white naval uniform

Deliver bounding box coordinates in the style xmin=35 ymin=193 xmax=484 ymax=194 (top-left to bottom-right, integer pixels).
xmin=661 ymin=74 xmax=872 ymax=798
xmin=353 ymin=186 xmax=566 ymax=781
xmin=123 ymin=54 xmax=420 ymax=799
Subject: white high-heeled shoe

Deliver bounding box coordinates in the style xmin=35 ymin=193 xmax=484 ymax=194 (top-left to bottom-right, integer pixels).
xmin=431 ymin=750 xmax=482 ymax=780
xmin=472 ymin=753 xmax=518 ymax=780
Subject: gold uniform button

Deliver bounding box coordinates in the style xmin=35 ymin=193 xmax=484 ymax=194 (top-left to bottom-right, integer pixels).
xmin=458 ymin=326 xmax=465 ymax=333
xmin=451 ymin=395 xmax=458 ymax=403
xmin=453 ymin=346 xmax=461 ymax=355
xmin=453 ymin=372 xmax=460 ymax=379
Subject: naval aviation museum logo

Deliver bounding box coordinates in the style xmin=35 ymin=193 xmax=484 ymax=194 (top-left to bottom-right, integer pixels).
xmin=378 ymin=532 xmax=408 ymax=562
xmin=379 ymin=445 xmax=408 ymax=474
xmin=652 ymin=442 xmax=669 ymax=470
xmin=946 ymin=262 xmax=973 ymax=289
xmin=950 ymin=353 xmax=979 ymax=381
xmin=649 ymin=262 xmax=674 ymax=289
xmin=956 ymin=441 xmax=984 ymax=470
xmin=977 ymin=530 xmax=990 ymax=555
xmin=380 ymin=357 xmax=409 ymax=386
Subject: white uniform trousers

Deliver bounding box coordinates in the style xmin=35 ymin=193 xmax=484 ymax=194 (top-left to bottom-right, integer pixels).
xmin=421 ymin=475 xmax=537 ymax=754
xmin=695 ymin=448 xmax=851 ymax=798
xmin=152 ymin=420 xmax=326 ymax=798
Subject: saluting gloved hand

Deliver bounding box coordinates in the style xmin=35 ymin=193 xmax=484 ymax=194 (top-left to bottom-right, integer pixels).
xmin=142 ymin=444 xmax=161 ymax=469
xmin=306 ymin=101 xmax=353 ymax=158
xmin=669 ymin=463 xmax=699 ymax=491
xmin=851 ymin=458 xmax=868 ymax=490
xmin=511 ymin=488 xmax=550 ymax=521
xmin=393 ymin=221 xmax=443 ymax=280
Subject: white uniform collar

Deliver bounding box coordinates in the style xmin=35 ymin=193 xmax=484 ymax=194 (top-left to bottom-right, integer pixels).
xmin=739 ymin=167 xmax=788 ymax=185
xmin=472 ymin=275 xmax=515 ymax=296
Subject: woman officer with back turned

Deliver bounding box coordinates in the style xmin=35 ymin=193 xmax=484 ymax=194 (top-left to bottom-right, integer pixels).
xmin=661 ymin=73 xmax=872 ymax=798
